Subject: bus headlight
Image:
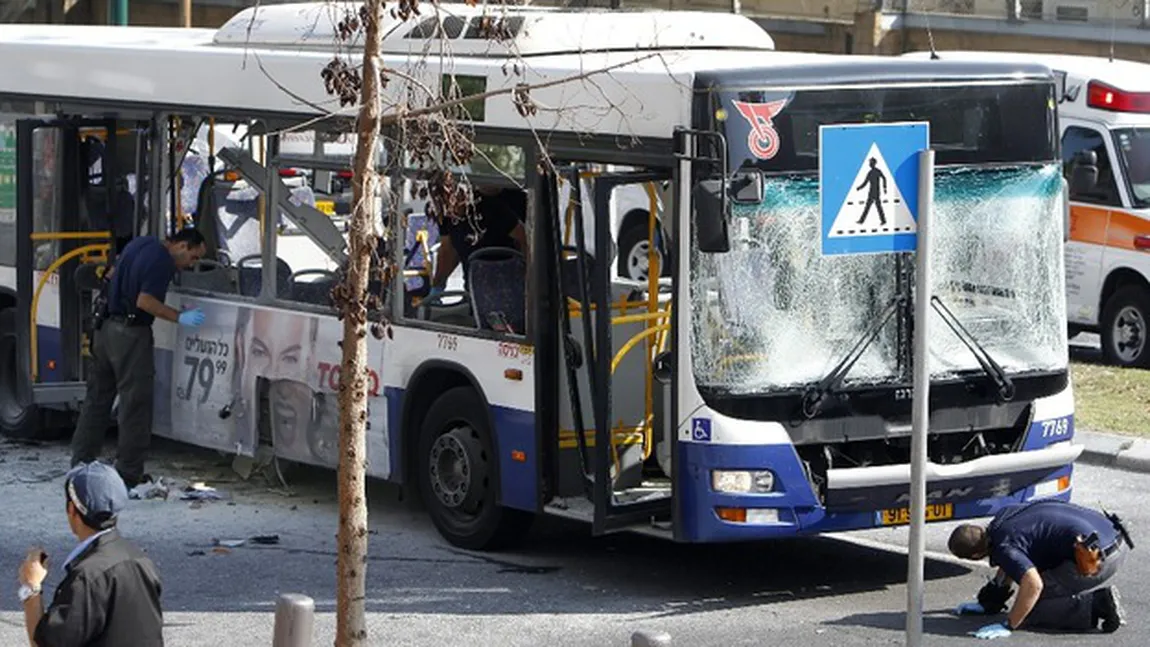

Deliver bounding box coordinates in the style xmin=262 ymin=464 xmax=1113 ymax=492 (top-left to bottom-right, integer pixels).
xmin=711 ymin=470 xmax=775 ymax=493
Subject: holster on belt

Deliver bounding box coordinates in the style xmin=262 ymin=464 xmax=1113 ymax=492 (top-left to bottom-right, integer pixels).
xmin=1074 ymin=532 xmax=1103 ymax=577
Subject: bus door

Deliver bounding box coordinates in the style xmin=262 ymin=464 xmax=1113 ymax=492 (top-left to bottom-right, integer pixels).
xmin=549 ymin=165 xmax=674 ymax=535
xmin=13 ymin=118 xmax=137 ymax=416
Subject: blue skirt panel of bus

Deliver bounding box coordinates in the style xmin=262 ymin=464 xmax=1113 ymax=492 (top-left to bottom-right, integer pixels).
xmin=675 ymin=418 xmax=1075 ymax=543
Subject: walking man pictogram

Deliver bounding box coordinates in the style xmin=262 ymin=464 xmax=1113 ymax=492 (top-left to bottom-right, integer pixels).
xmin=856 ymin=157 xmax=887 ymax=226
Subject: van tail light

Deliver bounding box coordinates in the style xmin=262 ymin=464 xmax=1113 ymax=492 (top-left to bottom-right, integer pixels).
xmin=1134 ymin=235 xmax=1150 ymax=251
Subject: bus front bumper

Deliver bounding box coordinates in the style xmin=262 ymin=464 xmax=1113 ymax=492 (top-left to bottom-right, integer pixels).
xmin=676 ymin=439 xmax=1083 ymax=543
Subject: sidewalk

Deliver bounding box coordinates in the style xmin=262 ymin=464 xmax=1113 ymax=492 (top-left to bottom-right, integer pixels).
xmin=1078 ymin=430 xmax=1150 ymax=473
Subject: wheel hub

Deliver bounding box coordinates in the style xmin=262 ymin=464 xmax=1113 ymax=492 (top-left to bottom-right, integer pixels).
xmin=627 ymin=240 xmax=661 ymax=282
xmin=1113 ymin=305 xmax=1146 ymax=362
xmin=428 ymin=426 xmax=487 ymax=510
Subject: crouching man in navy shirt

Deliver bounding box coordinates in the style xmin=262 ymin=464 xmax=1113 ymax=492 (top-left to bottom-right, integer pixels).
xmin=71 ymin=228 xmax=208 ymax=488
xmin=948 ymin=499 xmax=1131 ymax=639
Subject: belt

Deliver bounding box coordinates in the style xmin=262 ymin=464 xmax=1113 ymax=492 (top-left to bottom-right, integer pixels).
xmin=106 ymin=314 xmax=151 ymax=327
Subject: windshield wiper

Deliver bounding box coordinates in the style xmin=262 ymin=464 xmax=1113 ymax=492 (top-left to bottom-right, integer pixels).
xmin=801 ymin=295 xmax=904 ymax=419
xmin=930 ymin=296 xmax=1015 ymax=403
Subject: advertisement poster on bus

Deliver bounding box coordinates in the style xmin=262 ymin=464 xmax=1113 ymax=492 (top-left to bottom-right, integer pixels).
xmin=0 ymin=117 xmax=16 ymax=267
xmin=169 ymin=296 xmax=389 ymax=477
xmin=167 ymin=300 xmax=248 ymax=454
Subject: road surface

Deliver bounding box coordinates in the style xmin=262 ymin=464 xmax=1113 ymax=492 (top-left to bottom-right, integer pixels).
xmin=0 ymin=436 xmax=1141 ymax=646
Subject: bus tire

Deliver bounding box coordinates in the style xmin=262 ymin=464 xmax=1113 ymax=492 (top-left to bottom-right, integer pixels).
xmin=417 ymin=386 xmax=533 ymax=551
xmin=0 ymin=308 xmax=42 ymax=440
xmin=1100 ymin=285 xmax=1150 ymax=369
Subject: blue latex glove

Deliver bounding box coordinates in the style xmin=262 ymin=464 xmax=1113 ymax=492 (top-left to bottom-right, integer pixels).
xmin=955 ymin=601 xmax=986 ymax=615
xmin=970 ymin=622 xmax=1011 ymax=640
xmin=178 ymin=308 xmax=206 ymax=328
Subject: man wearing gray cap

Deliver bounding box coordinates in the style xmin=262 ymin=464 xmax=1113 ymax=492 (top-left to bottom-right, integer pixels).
xmin=16 ymin=461 xmax=163 ymax=646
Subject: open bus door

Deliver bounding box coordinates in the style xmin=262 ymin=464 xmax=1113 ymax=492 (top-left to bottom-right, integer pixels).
xmin=2 ymin=117 xmax=141 ymax=438
xmin=547 ymin=165 xmax=675 ymax=535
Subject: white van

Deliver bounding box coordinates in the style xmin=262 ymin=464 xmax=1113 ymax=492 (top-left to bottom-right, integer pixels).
xmin=903 ymin=51 xmax=1150 ymax=368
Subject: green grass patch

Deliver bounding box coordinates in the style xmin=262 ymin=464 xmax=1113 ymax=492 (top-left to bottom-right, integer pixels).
xmin=1072 ymin=361 xmax=1150 ymax=437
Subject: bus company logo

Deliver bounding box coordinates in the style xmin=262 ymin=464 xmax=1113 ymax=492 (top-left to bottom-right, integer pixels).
xmin=731 ymin=99 xmax=788 ymax=160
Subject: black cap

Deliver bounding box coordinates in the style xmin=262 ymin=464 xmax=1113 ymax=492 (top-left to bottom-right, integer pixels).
xmin=65 ymin=462 xmax=129 ymax=529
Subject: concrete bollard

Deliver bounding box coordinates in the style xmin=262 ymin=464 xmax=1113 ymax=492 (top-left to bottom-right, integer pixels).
xmin=631 ymin=629 xmax=672 ymax=647
xmin=272 ymin=593 xmax=315 ymax=647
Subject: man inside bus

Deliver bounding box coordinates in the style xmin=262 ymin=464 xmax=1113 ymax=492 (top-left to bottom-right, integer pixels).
xmin=948 ymin=499 xmax=1129 ymax=638
xmin=71 ymin=228 xmax=209 ymax=489
xmin=428 ymin=183 xmax=528 ymax=331
xmin=428 ymin=183 xmax=528 ymax=297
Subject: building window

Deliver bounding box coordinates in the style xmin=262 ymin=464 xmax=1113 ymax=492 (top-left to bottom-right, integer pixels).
xmin=1055 ymin=5 xmax=1090 ymax=21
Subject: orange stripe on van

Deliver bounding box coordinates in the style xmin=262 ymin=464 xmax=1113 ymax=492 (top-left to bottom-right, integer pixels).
xmin=1106 ymin=210 xmax=1150 ymax=251
xmin=1069 ymin=205 xmax=1109 ymax=245
xmin=1069 ymin=204 xmax=1150 ymax=250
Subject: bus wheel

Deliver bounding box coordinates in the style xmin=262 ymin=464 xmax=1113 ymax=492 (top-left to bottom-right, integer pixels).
xmin=0 ymin=308 xmax=41 ymax=440
xmin=1101 ymin=285 xmax=1150 ymax=368
xmin=417 ymin=386 xmax=532 ymax=551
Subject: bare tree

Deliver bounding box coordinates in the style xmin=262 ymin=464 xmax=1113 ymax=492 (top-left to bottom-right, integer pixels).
xmin=310 ymin=1 xmax=661 ymax=642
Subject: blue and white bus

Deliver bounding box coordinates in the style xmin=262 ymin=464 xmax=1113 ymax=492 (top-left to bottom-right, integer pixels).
xmin=0 ymin=3 xmax=1081 ymax=549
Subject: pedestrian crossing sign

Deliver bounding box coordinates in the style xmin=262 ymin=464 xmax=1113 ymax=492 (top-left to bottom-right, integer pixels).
xmin=819 ymin=122 xmax=929 ymax=256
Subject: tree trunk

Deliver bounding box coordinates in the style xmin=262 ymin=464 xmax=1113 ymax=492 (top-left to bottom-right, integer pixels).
xmin=336 ymin=0 xmax=383 ymax=644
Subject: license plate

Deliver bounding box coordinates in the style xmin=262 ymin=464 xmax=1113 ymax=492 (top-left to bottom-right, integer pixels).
xmin=316 ymin=200 xmax=335 ymax=215
xmin=880 ymin=503 xmax=954 ymax=526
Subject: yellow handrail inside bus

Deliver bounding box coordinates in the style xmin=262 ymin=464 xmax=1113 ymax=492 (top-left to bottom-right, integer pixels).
xmin=30 ymin=243 xmax=111 ymax=382
xmin=30 ymin=231 xmax=112 ymax=241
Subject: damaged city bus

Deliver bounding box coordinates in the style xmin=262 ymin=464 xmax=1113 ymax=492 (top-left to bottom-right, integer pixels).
xmin=0 ymin=3 xmax=1080 ymax=549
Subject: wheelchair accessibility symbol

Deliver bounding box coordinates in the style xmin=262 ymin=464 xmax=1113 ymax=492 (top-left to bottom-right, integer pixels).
xmin=692 ymin=418 xmax=712 ymax=442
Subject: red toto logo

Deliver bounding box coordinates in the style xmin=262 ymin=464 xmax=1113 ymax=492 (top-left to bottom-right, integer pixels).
xmin=731 ymin=99 xmax=788 ymax=161
xmin=317 ymin=362 xmax=381 ymax=397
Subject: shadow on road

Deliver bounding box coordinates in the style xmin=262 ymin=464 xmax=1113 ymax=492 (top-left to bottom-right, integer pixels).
xmin=825 ymin=609 xmax=982 ymax=637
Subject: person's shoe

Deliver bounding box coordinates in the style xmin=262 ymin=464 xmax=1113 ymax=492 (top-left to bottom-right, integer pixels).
xmin=1094 ymin=586 xmax=1126 ymax=633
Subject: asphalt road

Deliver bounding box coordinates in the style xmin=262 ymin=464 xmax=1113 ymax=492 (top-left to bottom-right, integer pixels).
xmin=0 ymin=436 xmax=1143 ymax=647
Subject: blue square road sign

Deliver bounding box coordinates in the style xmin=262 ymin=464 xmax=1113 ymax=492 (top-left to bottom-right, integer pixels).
xmin=819 ymin=122 xmax=929 ymax=256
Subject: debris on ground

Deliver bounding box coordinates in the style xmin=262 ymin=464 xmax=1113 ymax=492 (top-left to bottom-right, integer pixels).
xmin=129 ymin=477 xmax=171 ymax=501
xmin=180 ymin=482 xmax=228 ymax=501
xmin=249 ymin=534 xmax=280 ymax=545
xmin=214 ymin=538 xmax=247 ymax=548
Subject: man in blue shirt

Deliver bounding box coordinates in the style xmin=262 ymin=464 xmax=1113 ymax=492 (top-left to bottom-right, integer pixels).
xmin=71 ymin=229 xmax=208 ymax=488
xmin=948 ymin=499 xmax=1130 ymax=638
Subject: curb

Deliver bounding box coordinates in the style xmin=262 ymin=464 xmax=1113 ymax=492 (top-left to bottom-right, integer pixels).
xmin=1077 ymin=430 xmax=1150 ymax=474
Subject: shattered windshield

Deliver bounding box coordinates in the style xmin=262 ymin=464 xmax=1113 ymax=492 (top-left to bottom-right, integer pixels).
xmin=690 ymin=81 xmax=1065 ymax=395
xmin=1114 ymin=127 xmax=1150 ymax=207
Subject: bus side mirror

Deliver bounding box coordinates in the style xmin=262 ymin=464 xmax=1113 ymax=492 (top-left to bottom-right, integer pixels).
xmin=729 ymin=170 xmax=764 ymax=205
xmin=1070 ymin=150 xmax=1099 ymax=195
xmin=693 ymin=179 xmax=730 ymax=253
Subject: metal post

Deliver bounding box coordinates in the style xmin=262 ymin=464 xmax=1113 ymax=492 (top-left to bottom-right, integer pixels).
xmin=272 ymin=593 xmax=314 ymax=647
xmin=905 ymin=148 xmax=934 ymax=647
xmin=181 ymin=0 xmax=191 ymax=27
xmin=109 ymin=0 xmax=128 ymax=25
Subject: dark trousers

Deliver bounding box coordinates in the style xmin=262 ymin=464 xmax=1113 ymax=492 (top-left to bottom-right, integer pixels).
xmin=1026 ymin=543 xmax=1127 ymax=631
xmin=71 ymin=318 xmax=155 ymax=485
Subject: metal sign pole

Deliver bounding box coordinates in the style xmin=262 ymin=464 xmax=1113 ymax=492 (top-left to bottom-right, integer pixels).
xmin=906 ymin=148 xmax=934 ymax=647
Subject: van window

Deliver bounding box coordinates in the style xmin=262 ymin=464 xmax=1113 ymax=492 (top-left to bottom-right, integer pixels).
xmin=1114 ymin=127 xmax=1150 ymax=208
xmin=1062 ymin=126 xmax=1121 ymax=206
